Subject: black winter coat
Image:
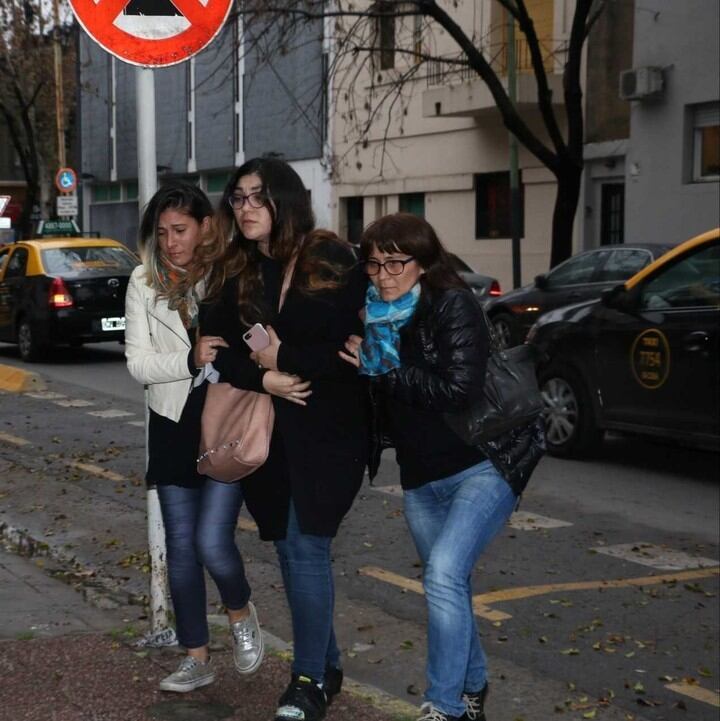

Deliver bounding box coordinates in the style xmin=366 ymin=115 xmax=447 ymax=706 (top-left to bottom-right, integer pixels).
xmin=201 ymin=241 xmax=369 ymax=539
xmin=368 ymin=284 xmax=544 ymax=496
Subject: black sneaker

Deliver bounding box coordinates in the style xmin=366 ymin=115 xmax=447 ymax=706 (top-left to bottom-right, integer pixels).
xmin=460 ymin=683 xmax=488 ymax=721
xmin=274 ymin=674 xmax=327 ymax=721
xmin=323 ymin=664 xmax=343 ymax=705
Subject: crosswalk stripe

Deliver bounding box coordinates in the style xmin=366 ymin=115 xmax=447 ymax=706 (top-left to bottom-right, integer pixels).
xmin=54 ymin=399 xmax=95 ymax=408
xmin=65 ymin=460 xmax=127 ymax=483
xmin=0 ymin=431 xmax=31 ymax=446
xmin=25 ymin=391 xmax=67 ymax=400
xmin=591 ymin=542 xmax=718 ymax=571
xmin=665 ymin=681 xmax=720 ymax=707
xmin=508 ymin=511 xmax=573 ymax=530
xmin=87 ymin=409 xmax=134 ymax=419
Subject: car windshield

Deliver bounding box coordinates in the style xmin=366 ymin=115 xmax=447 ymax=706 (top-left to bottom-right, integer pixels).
xmin=42 ymin=246 xmax=137 ymax=276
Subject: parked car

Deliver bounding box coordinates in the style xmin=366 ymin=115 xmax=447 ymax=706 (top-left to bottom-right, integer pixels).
xmin=448 ymin=252 xmax=501 ymax=303
xmin=0 ymin=237 xmax=139 ymax=361
xmin=485 ymin=244 xmax=675 ymax=348
xmin=527 ymin=228 xmax=720 ymax=457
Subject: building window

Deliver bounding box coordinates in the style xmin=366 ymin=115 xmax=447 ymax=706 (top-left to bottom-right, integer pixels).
xmin=206 ymin=172 xmax=231 ymax=195
xmin=126 ymin=181 xmax=138 ymax=201
xmin=344 ymin=197 xmax=364 ymax=245
xmin=93 ymin=184 xmax=122 ymax=203
xmin=399 ymin=192 xmax=425 ymax=217
xmin=692 ymin=102 xmax=720 ymax=182
xmin=475 ymin=172 xmax=524 ymax=239
xmin=376 ymin=1 xmax=395 ymax=70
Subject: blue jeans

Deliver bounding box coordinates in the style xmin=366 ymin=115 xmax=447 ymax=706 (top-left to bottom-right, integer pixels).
xmin=157 ymin=481 xmax=251 ymax=649
xmin=274 ymin=504 xmax=341 ymax=682
xmin=403 ymin=460 xmax=516 ymax=717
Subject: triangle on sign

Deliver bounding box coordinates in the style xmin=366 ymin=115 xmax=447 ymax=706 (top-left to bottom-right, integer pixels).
xmin=0 ymin=196 xmax=10 ymax=216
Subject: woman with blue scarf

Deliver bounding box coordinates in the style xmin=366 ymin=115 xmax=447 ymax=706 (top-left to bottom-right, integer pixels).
xmin=340 ymin=213 xmax=533 ymax=721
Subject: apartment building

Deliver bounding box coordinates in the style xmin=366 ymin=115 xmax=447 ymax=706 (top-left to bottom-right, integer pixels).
xmin=78 ymin=16 xmax=330 ymax=250
xmin=332 ymin=0 xmax=577 ymax=288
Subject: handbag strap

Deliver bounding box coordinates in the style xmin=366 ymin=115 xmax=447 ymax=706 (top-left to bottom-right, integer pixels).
xmin=470 ymin=295 xmax=502 ymax=354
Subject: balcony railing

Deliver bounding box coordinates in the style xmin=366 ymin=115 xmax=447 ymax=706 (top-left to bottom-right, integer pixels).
xmin=426 ymin=38 xmax=569 ymax=88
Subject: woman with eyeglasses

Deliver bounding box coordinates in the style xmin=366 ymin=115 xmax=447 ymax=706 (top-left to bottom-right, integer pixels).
xmin=340 ymin=213 xmax=543 ymax=721
xmin=200 ymin=158 xmax=368 ymax=721
xmin=124 ymin=182 xmax=263 ymax=693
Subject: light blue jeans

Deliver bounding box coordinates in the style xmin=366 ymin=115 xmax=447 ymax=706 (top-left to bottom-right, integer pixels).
xmin=403 ymin=460 xmax=516 ymax=717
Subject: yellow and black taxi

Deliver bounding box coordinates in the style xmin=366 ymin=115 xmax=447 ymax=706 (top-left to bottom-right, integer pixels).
xmin=527 ymin=228 xmax=720 ymax=457
xmin=0 ymin=231 xmax=139 ymax=361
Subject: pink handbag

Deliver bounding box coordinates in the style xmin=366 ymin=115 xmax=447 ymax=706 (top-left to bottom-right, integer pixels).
xmin=197 ymin=256 xmax=296 ymax=482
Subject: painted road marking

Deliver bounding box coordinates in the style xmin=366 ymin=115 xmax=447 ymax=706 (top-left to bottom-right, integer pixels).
xmin=55 ymin=399 xmax=96 ymax=408
xmin=0 ymin=432 xmax=31 ymax=446
xmin=126 ymin=421 xmax=145 ymax=428
xmin=25 ymin=391 xmax=66 ymax=400
xmin=372 ymin=484 xmax=403 ymax=497
xmin=359 ymin=565 xmax=720 ymax=622
xmin=508 ymin=511 xmax=573 ymax=531
xmin=665 ymin=681 xmax=720 ymax=708
xmin=237 ymin=517 xmax=258 ymax=532
xmin=65 ymin=460 xmax=127 ymax=483
xmin=592 ymin=542 xmax=718 ymax=571
xmin=358 ymin=566 xmax=511 ymax=622
xmin=87 ymin=409 xmax=134 ymax=419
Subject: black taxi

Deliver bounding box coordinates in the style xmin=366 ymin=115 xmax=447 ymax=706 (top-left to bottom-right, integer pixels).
xmin=527 ymin=228 xmax=720 ymax=457
xmin=0 ymin=236 xmax=139 ymax=361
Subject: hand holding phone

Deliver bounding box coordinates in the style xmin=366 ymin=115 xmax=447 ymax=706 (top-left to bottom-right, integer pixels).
xmin=243 ymin=323 xmax=271 ymax=352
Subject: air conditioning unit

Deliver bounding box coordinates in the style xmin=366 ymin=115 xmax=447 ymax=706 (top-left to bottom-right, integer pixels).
xmin=619 ymin=67 xmax=664 ymax=101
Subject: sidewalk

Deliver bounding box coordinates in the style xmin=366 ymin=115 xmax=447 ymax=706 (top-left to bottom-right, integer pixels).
xmin=0 ymin=547 xmax=409 ymax=721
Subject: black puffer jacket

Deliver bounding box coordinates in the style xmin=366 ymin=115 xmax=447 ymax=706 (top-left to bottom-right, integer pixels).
xmin=368 ymin=284 xmax=544 ymax=496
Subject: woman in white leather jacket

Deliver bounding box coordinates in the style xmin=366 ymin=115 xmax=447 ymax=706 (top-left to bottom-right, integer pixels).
xmin=124 ymin=182 xmax=267 ymax=693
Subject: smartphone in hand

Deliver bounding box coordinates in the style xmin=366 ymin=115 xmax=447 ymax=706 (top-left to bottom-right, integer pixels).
xmin=243 ymin=323 xmax=271 ymax=351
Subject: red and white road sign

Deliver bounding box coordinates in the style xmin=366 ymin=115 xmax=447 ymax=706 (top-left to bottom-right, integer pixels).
xmin=69 ymin=0 xmax=233 ymax=67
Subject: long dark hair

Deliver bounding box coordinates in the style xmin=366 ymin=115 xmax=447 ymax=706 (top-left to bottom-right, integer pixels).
xmin=360 ymin=213 xmax=467 ymax=292
xmin=211 ymin=157 xmax=348 ymax=323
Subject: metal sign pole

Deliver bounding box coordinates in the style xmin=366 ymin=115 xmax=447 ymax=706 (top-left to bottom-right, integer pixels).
xmin=134 ymin=66 xmax=175 ymax=647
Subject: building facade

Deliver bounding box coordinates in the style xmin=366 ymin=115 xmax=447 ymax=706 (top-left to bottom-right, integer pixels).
xmin=79 ymin=16 xmax=330 ymax=251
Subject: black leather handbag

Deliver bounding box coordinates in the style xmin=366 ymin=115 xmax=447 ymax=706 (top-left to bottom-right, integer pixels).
xmin=444 ymin=310 xmax=544 ymax=445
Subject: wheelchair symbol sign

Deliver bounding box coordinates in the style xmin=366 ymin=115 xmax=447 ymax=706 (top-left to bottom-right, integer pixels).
xmin=55 ymin=168 xmax=78 ymax=194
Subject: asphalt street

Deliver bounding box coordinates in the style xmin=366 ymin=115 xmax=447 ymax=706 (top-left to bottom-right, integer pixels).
xmin=1 ymin=340 xmax=719 ymax=721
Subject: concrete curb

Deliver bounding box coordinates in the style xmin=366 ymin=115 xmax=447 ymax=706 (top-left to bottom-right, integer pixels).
xmin=0 ymin=363 xmax=46 ymax=393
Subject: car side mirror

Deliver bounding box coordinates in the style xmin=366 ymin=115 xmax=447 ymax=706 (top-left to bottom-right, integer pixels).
xmin=601 ymin=284 xmax=634 ymax=311
xmin=534 ymin=274 xmax=548 ymax=290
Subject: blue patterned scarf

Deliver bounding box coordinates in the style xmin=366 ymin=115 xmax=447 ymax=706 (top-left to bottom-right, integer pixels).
xmin=358 ymin=284 xmax=421 ymax=376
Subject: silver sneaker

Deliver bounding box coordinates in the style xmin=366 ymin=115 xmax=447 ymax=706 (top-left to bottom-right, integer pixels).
xmin=230 ymin=601 xmax=264 ymax=674
xmin=158 ymin=655 xmax=215 ymax=693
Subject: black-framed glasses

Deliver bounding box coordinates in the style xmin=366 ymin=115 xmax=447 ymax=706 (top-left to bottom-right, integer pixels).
xmin=228 ymin=192 xmax=267 ymax=210
xmin=362 ymin=257 xmax=416 ymax=276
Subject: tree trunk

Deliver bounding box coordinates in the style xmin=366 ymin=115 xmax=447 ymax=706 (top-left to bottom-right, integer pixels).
xmin=550 ymin=161 xmax=583 ymax=268
xmin=19 ymin=180 xmax=39 ymax=239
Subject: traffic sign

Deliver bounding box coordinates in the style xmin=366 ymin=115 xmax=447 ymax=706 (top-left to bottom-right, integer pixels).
xmin=55 ymin=167 xmax=78 ymax=194
xmin=57 ymin=195 xmax=79 ymax=217
xmin=0 ymin=196 xmax=9 ymax=215
xmin=69 ymin=0 xmax=234 ymax=67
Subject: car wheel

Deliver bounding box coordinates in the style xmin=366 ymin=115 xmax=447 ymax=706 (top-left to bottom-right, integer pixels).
xmin=491 ymin=313 xmax=519 ymax=349
xmin=17 ymin=319 xmax=47 ymax=362
xmin=539 ymin=365 xmax=603 ymax=457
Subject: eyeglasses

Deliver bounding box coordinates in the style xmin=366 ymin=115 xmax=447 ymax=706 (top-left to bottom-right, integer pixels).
xmin=362 ymin=257 xmax=416 ymax=276
xmin=228 ymin=192 xmax=267 ymax=210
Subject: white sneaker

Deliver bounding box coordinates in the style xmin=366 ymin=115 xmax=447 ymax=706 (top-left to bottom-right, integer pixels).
xmin=159 ymin=655 xmax=215 ymax=693
xmin=230 ymin=601 xmax=264 ymax=675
